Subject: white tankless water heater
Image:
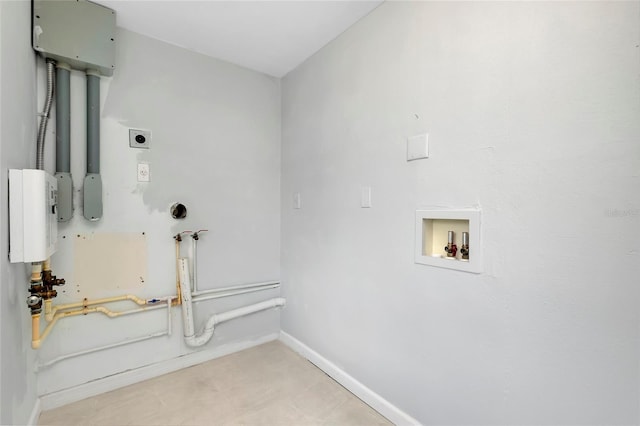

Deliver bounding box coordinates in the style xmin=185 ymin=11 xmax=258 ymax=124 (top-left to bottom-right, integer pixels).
xmin=9 ymin=169 xmax=58 ymax=263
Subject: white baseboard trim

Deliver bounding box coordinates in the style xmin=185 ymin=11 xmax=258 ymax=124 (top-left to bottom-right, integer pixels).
xmin=39 ymin=332 xmax=280 ymax=411
xmin=27 ymin=397 xmax=41 ymax=426
xmin=279 ymin=331 xmax=421 ymax=426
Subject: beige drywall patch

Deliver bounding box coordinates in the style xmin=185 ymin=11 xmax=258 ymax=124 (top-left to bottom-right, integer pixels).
xmin=74 ymin=232 xmax=147 ymax=297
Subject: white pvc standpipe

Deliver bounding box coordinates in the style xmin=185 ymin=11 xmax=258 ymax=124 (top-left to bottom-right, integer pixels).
xmin=192 ymin=236 xmax=198 ymax=293
xmin=179 ymin=258 xmax=197 ymax=341
xmin=178 ymin=258 xmax=285 ymax=348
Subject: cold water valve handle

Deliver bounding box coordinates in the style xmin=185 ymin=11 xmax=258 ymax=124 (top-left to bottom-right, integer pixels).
xmin=460 ymin=231 xmax=469 ymax=260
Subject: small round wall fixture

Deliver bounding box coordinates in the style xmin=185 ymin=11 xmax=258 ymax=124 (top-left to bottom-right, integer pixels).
xmin=170 ymin=203 xmax=187 ymax=219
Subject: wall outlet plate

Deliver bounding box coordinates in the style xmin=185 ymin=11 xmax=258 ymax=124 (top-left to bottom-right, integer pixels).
xmin=129 ymin=129 xmax=150 ymax=149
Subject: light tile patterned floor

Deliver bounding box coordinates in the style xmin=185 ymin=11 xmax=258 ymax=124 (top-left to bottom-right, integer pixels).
xmin=39 ymin=341 xmax=392 ymax=425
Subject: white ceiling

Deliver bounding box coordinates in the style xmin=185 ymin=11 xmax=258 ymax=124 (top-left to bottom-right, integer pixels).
xmin=95 ymin=1 xmax=383 ymax=77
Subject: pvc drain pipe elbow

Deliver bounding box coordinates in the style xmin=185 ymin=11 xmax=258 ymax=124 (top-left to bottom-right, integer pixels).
xmin=177 ymin=258 xmax=285 ymax=348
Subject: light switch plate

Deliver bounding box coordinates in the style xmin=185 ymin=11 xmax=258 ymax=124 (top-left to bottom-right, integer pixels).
xmin=407 ymin=133 xmax=428 ymax=161
xmin=293 ymin=192 xmax=301 ymax=209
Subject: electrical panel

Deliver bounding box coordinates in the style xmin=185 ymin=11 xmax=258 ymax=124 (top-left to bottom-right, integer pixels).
xmin=32 ymin=0 xmax=116 ymax=76
xmin=9 ymin=169 xmax=58 ymax=263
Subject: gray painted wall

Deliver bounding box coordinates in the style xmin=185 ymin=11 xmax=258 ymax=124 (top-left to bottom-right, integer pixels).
xmin=281 ymin=2 xmax=640 ymax=424
xmin=3 ymin=1 xmax=639 ymax=424
xmin=32 ymin=29 xmax=282 ymax=395
xmin=0 ymin=1 xmax=39 ymax=424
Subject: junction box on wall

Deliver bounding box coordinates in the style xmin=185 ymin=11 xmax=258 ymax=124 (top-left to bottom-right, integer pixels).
xmin=32 ymin=0 xmax=117 ymax=222
xmin=32 ymin=0 xmax=116 ymax=76
xmin=9 ymin=169 xmax=58 ymax=263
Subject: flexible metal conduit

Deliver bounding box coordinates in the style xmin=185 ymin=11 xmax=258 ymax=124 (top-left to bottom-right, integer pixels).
xmin=178 ymin=259 xmax=285 ymax=348
xmin=37 ymin=59 xmax=56 ymax=170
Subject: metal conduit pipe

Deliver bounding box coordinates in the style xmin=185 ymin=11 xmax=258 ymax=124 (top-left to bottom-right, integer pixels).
xmin=84 ymin=70 xmax=103 ymax=221
xmin=86 ymin=71 xmax=100 ymax=175
xmin=37 ymin=59 xmax=56 ymax=170
xmin=178 ymin=259 xmax=285 ymax=348
xmin=55 ymin=63 xmax=71 ymax=173
xmin=55 ymin=62 xmax=73 ymax=222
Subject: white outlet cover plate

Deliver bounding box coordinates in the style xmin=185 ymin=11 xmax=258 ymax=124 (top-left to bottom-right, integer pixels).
xmin=407 ymin=133 xmax=428 ymax=161
xmin=130 ymin=129 xmax=151 ymax=149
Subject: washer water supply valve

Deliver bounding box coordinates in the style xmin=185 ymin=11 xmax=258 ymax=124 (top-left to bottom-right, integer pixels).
xmin=26 ymin=265 xmax=65 ymax=314
xmin=444 ymin=230 xmax=457 ymax=258
xmin=191 ymin=229 xmax=208 ymax=241
xmin=460 ymin=231 xmax=469 ymax=260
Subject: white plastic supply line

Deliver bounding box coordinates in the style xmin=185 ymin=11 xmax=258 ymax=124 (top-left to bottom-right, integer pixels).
xmin=192 ymin=280 xmax=280 ymax=297
xmin=192 ymin=236 xmax=198 ymax=294
xmin=178 ymin=258 xmax=285 ymax=348
xmin=167 ymin=296 xmax=172 ymax=336
xmin=192 ymin=284 xmax=280 ymax=304
xmin=36 ymin=297 xmax=172 ymax=371
xmin=211 ymin=298 xmax=286 ymax=324
xmin=37 ymin=331 xmax=167 ymax=371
